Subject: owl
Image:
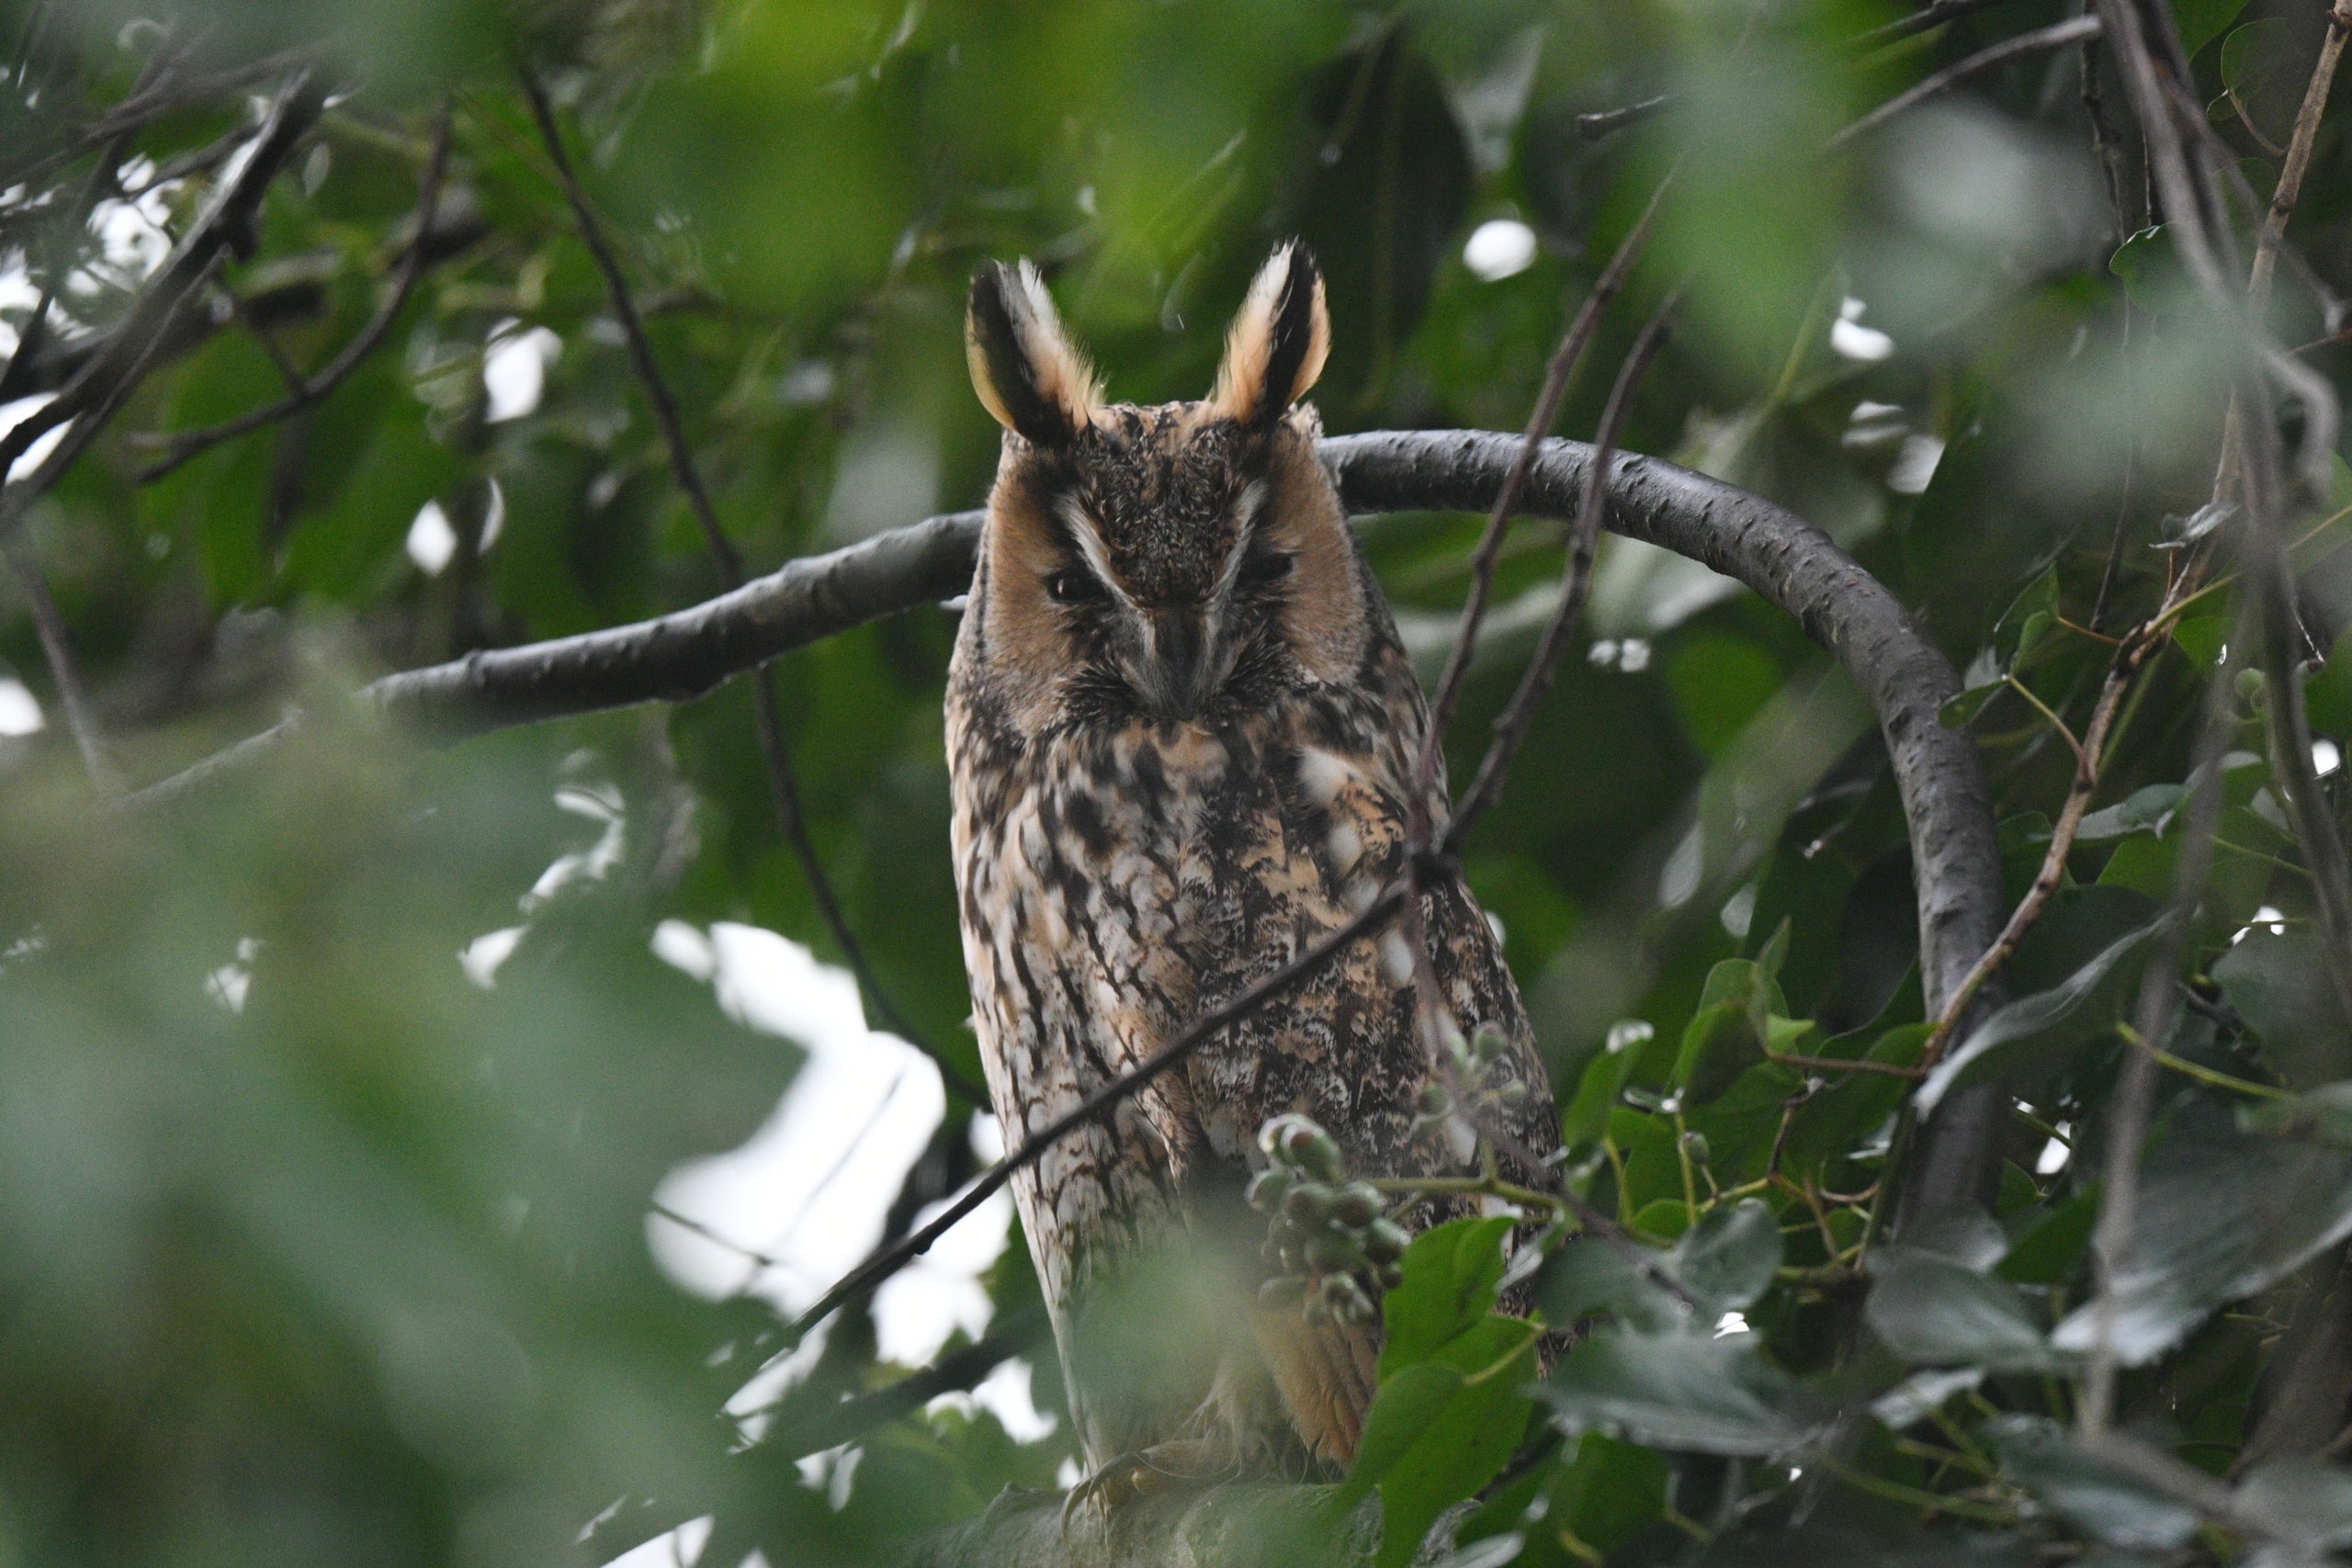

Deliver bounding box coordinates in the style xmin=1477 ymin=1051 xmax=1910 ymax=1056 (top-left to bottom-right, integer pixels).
xmin=945 ymin=243 xmax=1560 ymax=1497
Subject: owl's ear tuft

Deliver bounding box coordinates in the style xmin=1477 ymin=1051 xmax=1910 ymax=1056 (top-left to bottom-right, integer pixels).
xmin=1210 ymin=242 xmax=1329 ymax=428
xmin=967 ymin=261 xmax=1102 ymax=446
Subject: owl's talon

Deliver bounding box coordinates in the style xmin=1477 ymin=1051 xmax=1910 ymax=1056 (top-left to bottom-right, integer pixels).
xmin=1057 ymin=1442 xmax=1225 ymax=1530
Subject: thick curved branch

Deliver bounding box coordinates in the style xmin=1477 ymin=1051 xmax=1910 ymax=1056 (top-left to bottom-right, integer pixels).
xmin=126 ymin=424 xmax=2007 ymax=1255
xmin=1321 ymin=432 xmax=2001 ymax=1030
xmin=126 ymin=434 xmax=2004 ymax=1021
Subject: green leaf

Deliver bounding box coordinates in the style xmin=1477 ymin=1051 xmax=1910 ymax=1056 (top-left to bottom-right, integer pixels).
xmin=1916 ymin=923 xmax=2155 ymax=1114
xmin=2236 ymin=1456 xmax=2352 ymax=1551
xmin=1539 ymin=1235 xmax=1682 ymax=1331
xmin=2305 ymin=625 xmax=2352 ymax=738
xmin=1988 ymin=1416 xmax=2200 ymax=1550
xmin=2075 ymin=784 xmax=2187 ymax=841
xmin=1563 ymin=1024 xmax=1649 ymax=1149
xmin=2173 ymin=610 xmax=2232 ymax=667
xmin=1533 ymin=1329 xmax=1831 ymax=1456
xmin=2212 ymin=930 xmax=2352 ymax=1089
xmin=2242 ymin=1081 xmax=2352 ymax=1145
xmin=1343 ymin=1315 xmax=1540 ymax=1568
xmin=1381 ymin=1217 xmax=1516 ymax=1376
xmin=2220 ymin=19 xmax=2298 ymax=144
xmin=2049 ymin=1127 xmax=2352 ymax=1364
xmin=1865 ymin=1249 xmax=2064 ymax=1372
xmin=2172 ymin=0 xmax=2252 ymax=58
xmin=1672 ymin=1198 xmax=1781 ymax=1315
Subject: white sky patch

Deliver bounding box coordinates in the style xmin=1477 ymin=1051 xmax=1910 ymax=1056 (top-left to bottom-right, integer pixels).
xmin=477 ymin=477 xmax=507 ymax=553
xmin=1713 ymin=1311 xmax=1751 ymax=1338
xmin=1830 ymin=296 xmax=1894 ymax=362
xmin=925 ymin=1355 xmax=1057 ymax=1445
xmin=1 ymin=394 xmax=70 ymax=483
xmin=90 ymin=178 xmax=177 ymax=282
xmin=406 ymin=500 xmax=458 ymax=575
xmin=1464 ymin=219 xmax=1538 ymax=282
xmin=0 ymin=675 xmax=44 ymax=737
xmin=2233 ymin=905 xmax=2289 ymax=945
xmin=602 ymin=1514 xmax=711 ymax=1568
xmin=459 ymin=926 xmax=525 ymax=988
xmin=2035 ymin=1127 xmax=2072 ymax=1176
xmin=485 ymin=323 xmax=561 ymax=423
xmin=650 ymin=922 xmax=1004 ymax=1373
xmin=1888 ymin=434 xmax=1945 ymax=495
xmin=0 ymin=262 xmax=39 ymax=360
xmin=2316 ymin=739 xmax=2342 ymax=778
xmin=206 ymin=937 xmax=262 ymax=1015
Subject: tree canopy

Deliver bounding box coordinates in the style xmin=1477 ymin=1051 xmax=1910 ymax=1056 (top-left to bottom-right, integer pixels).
xmin=4 ymin=0 xmax=2352 ymax=1564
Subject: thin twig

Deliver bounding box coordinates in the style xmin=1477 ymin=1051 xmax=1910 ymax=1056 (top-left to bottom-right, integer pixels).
xmin=518 ymin=71 xmax=989 ymax=1111
xmin=777 ymin=884 xmax=1407 ymax=1346
xmin=1861 ymin=0 xmax=2025 ymax=45
xmin=1829 ymin=16 xmax=2103 ymax=149
xmin=1918 ymin=627 xmax=2162 ymax=1070
xmin=1413 ymin=179 xmax=1672 ymax=804
xmin=1449 ymin=306 xmax=1679 ymax=852
xmin=1576 ymin=96 xmax=1670 ymax=140
xmin=0 ymin=76 xmax=324 ymax=542
xmin=2249 ymin=3 xmax=2352 ymax=305
xmin=2081 ymin=587 xmax=2245 ymax=1436
xmin=2 ymin=534 xmax=115 ymax=790
xmin=134 ymin=104 xmax=457 ymax=483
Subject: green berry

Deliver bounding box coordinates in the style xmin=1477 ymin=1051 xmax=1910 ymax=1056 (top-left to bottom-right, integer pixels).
xmin=1471 ymin=1022 xmax=1510 ymax=1062
xmin=1679 ymin=1130 xmax=1711 ymax=1166
xmin=1283 ymin=1181 xmax=1335 ymax=1226
xmin=1417 ymin=1083 xmax=1451 ymax=1116
xmin=1246 ymin=1167 xmax=1292 ymax=1213
xmin=1331 ymin=1182 xmax=1382 ymax=1228
xmin=1306 ymin=1231 xmax=1364 ymax=1274
xmin=1377 ymin=1261 xmax=1406 ymax=1292
xmin=1363 ymin=1218 xmax=1408 ymax=1265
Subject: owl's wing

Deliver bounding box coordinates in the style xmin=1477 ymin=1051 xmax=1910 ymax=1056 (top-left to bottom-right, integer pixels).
xmin=1179 ymin=697 xmax=1560 ymax=1463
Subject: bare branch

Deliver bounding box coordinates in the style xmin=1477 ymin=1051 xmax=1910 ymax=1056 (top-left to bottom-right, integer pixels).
xmin=1415 ymin=178 xmax=1670 ymax=807
xmin=1860 ymin=0 xmax=2026 ymax=46
xmin=1918 ymin=622 xmax=2165 ymax=1071
xmin=0 ymin=73 xmax=325 ymax=539
xmin=2250 ymin=2 xmax=2352 ymax=304
xmin=3 ymin=534 xmax=114 ymax=791
xmin=1829 ymin=15 xmax=2103 ymax=149
xmin=1448 ymin=307 xmax=1676 ymax=852
xmin=133 ymin=103 xmax=458 ymax=484
xmin=776 ymin=884 xmax=1408 ymax=1347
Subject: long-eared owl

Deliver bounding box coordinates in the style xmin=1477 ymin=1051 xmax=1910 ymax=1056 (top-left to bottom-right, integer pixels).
xmin=945 ymin=243 xmax=1560 ymax=1484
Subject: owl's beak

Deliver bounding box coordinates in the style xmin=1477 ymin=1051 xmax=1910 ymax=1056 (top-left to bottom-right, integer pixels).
xmin=1137 ymin=606 xmax=1225 ymax=720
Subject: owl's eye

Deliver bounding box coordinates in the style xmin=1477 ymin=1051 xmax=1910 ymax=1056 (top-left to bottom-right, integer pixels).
xmin=1045 ymin=566 xmax=1105 ymax=604
xmin=1241 ymin=551 xmax=1295 ymax=587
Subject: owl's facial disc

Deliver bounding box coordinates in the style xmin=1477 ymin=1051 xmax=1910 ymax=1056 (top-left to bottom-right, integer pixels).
xmin=1053 ymin=483 xmax=1272 ymax=722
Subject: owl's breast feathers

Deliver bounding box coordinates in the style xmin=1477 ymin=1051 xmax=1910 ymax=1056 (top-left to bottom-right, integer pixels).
xmin=948 ymin=631 xmax=1556 ymax=1466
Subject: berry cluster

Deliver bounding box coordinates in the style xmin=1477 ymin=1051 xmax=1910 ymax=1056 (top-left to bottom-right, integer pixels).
xmin=1248 ymin=1114 xmax=1409 ymax=1326
xmin=1406 ymin=1021 xmax=1532 ymax=1145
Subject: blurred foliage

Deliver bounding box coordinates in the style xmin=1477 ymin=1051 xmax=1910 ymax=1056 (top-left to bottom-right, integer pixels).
xmin=4 ymin=0 xmax=2352 ymax=1562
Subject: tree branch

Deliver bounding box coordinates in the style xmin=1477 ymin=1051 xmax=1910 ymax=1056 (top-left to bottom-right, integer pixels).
xmin=0 ymin=72 xmax=325 ymax=538
xmin=131 ymin=102 xmax=456 ymax=483
xmin=1828 ymin=15 xmax=2103 ymax=150
xmin=125 ymin=431 xmax=2004 ymax=1067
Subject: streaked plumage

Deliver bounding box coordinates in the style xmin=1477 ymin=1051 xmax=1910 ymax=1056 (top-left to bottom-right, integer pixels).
xmin=945 ymin=244 xmax=1559 ymax=1484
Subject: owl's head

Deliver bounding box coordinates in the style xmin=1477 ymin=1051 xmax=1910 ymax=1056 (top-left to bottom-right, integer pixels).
xmin=963 ymin=243 xmax=1374 ymax=734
